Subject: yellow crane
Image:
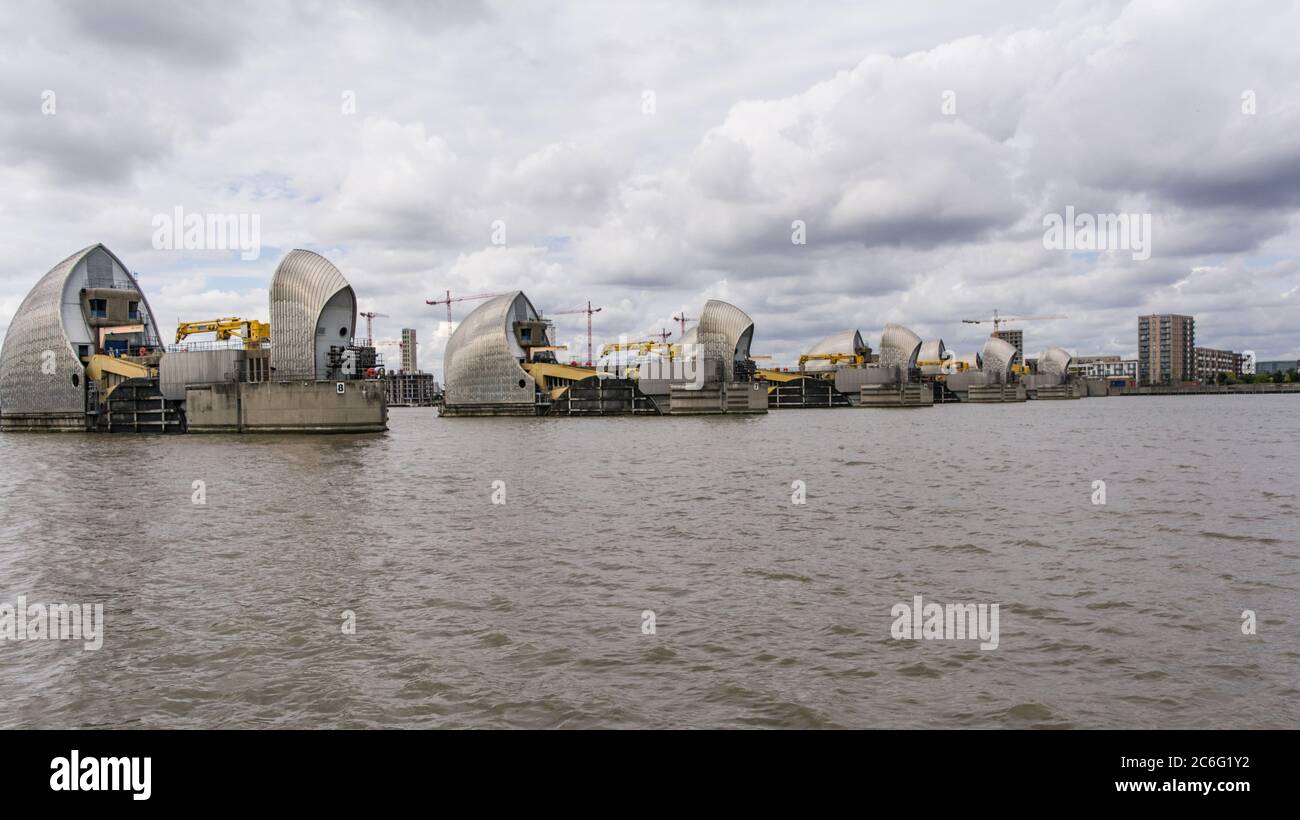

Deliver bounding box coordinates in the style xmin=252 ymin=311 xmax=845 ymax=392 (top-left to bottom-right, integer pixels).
xmin=599 ymin=340 xmax=676 ymax=358
xmin=798 ymin=351 xmax=868 ymax=370
xmin=175 ymin=317 xmax=270 ymax=346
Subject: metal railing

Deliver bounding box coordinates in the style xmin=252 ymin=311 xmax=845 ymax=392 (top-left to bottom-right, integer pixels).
xmin=166 ymin=338 xmax=270 ymax=353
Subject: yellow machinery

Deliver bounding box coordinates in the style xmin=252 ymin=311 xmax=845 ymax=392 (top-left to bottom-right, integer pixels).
xmin=175 ymin=317 xmax=269 ymax=347
xmin=917 ymin=356 xmax=975 ymax=379
xmin=797 ymin=352 xmax=867 ymax=370
xmin=596 ymin=340 xmax=679 ymax=380
xmin=598 ymin=340 xmax=677 ymax=359
xmin=84 ymin=354 xmax=155 ymax=399
xmin=523 ymin=361 xmax=599 ymax=400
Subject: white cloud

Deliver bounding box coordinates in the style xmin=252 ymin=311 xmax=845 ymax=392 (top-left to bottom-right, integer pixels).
xmin=2 ymin=0 xmax=1299 ymax=365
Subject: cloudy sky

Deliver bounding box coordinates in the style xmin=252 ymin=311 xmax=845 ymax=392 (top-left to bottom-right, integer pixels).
xmin=2 ymin=0 xmax=1298 ymax=376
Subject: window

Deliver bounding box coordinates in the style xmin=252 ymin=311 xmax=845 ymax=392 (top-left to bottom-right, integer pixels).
xmin=128 ymin=301 xmax=140 ymax=320
xmin=89 ymin=298 xmax=107 ymax=318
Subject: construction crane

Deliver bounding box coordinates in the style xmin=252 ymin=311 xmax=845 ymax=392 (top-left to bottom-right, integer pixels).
xmin=961 ymin=309 xmax=1067 ymax=335
xmin=175 ymin=317 xmax=269 ymax=346
xmin=357 ymin=311 xmax=388 ymax=341
xmin=425 ymin=290 xmax=512 ymax=324
xmin=549 ymin=301 xmax=603 ymax=366
xmin=652 ymin=328 xmax=673 ymax=345
xmin=672 ymin=311 xmax=694 ymax=339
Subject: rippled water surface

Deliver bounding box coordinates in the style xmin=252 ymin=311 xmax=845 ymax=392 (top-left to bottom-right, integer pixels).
xmin=1 ymin=396 xmax=1297 ymax=728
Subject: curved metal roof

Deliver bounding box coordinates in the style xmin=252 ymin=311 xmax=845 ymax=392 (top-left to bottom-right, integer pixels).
xmin=981 ymin=335 xmax=1021 ymax=377
xmin=803 ymin=329 xmax=865 ymax=371
xmin=1 ymin=244 xmax=160 ymax=417
xmin=917 ymin=338 xmax=948 ymax=376
xmin=805 ymin=330 xmax=866 ymax=357
xmin=955 ymin=351 xmax=982 ymax=371
xmin=443 ymin=291 xmax=540 ymax=406
xmin=696 ymin=299 xmax=754 ymax=381
xmin=878 ymin=324 xmax=922 ymax=370
xmin=1038 ymin=346 xmax=1073 ymax=377
xmin=269 ymin=250 xmax=355 ymax=379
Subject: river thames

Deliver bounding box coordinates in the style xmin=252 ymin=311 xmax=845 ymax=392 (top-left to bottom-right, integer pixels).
xmin=0 ymin=396 xmax=1295 ymax=728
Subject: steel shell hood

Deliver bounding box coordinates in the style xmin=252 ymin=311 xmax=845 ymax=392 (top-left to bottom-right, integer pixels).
xmin=0 ymin=244 xmax=160 ymax=417
xmin=917 ymin=338 xmax=948 ymax=375
xmin=803 ymin=329 xmax=866 ymax=371
xmin=443 ymin=291 xmax=540 ymax=406
xmin=878 ymin=324 xmax=922 ymax=370
xmin=1038 ymin=346 xmax=1073 ymax=377
xmin=981 ymin=335 xmax=1021 ymax=376
xmin=269 ymin=250 xmax=356 ymax=379
xmin=695 ymin=299 xmax=754 ymax=381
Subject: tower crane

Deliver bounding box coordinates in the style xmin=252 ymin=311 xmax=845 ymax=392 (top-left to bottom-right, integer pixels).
xmin=652 ymin=327 xmax=673 ymax=345
xmin=425 ymin=290 xmax=512 ymax=324
xmin=961 ymin=309 xmax=1067 ymax=335
xmin=549 ymin=301 xmax=603 ymax=366
xmin=672 ymin=311 xmax=694 ymax=339
xmin=357 ymin=311 xmax=388 ymax=341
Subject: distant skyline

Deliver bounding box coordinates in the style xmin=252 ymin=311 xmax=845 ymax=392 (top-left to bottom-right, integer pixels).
xmin=3 ymin=0 xmax=1299 ymax=380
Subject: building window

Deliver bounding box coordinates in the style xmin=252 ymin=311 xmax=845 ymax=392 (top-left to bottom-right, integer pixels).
xmin=89 ymin=298 xmax=107 ymax=318
xmin=128 ymin=301 xmax=140 ymax=320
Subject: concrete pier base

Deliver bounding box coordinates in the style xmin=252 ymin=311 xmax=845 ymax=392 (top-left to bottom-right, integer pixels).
xmin=858 ymin=383 xmax=934 ymax=407
xmin=186 ymin=380 xmax=387 ymax=432
xmin=669 ymin=381 xmax=768 ymax=414
xmin=966 ymin=383 xmax=1028 ymax=403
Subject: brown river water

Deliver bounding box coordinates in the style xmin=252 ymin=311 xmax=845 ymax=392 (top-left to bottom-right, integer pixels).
xmin=0 ymin=395 xmax=1296 ymax=728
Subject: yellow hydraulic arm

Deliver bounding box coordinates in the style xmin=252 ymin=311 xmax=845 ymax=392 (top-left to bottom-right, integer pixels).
xmin=175 ymin=317 xmax=270 ymax=344
xmin=84 ymin=354 xmax=156 ymax=399
xmin=798 ymin=352 xmax=866 ymax=369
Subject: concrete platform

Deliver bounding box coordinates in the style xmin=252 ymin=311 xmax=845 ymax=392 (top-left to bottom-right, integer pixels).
xmin=858 ymin=383 xmax=934 ymax=407
xmin=186 ymin=379 xmax=387 ymax=432
xmin=669 ymin=381 xmax=768 ymax=414
xmin=966 ymin=383 xmax=1028 ymax=403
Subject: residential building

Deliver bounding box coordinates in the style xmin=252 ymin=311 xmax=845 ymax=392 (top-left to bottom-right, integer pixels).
xmin=1071 ymin=357 xmax=1138 ymax=385
xmin=385 ymin=371 xmax=440 ymax=406
xmin=1138 ymin=314 xmax=1195 ymax=384
xmin=1194 ymin=347 xmax=1244 ymax=382
xmin=400 ymin=327 xmax=418 ymax=373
